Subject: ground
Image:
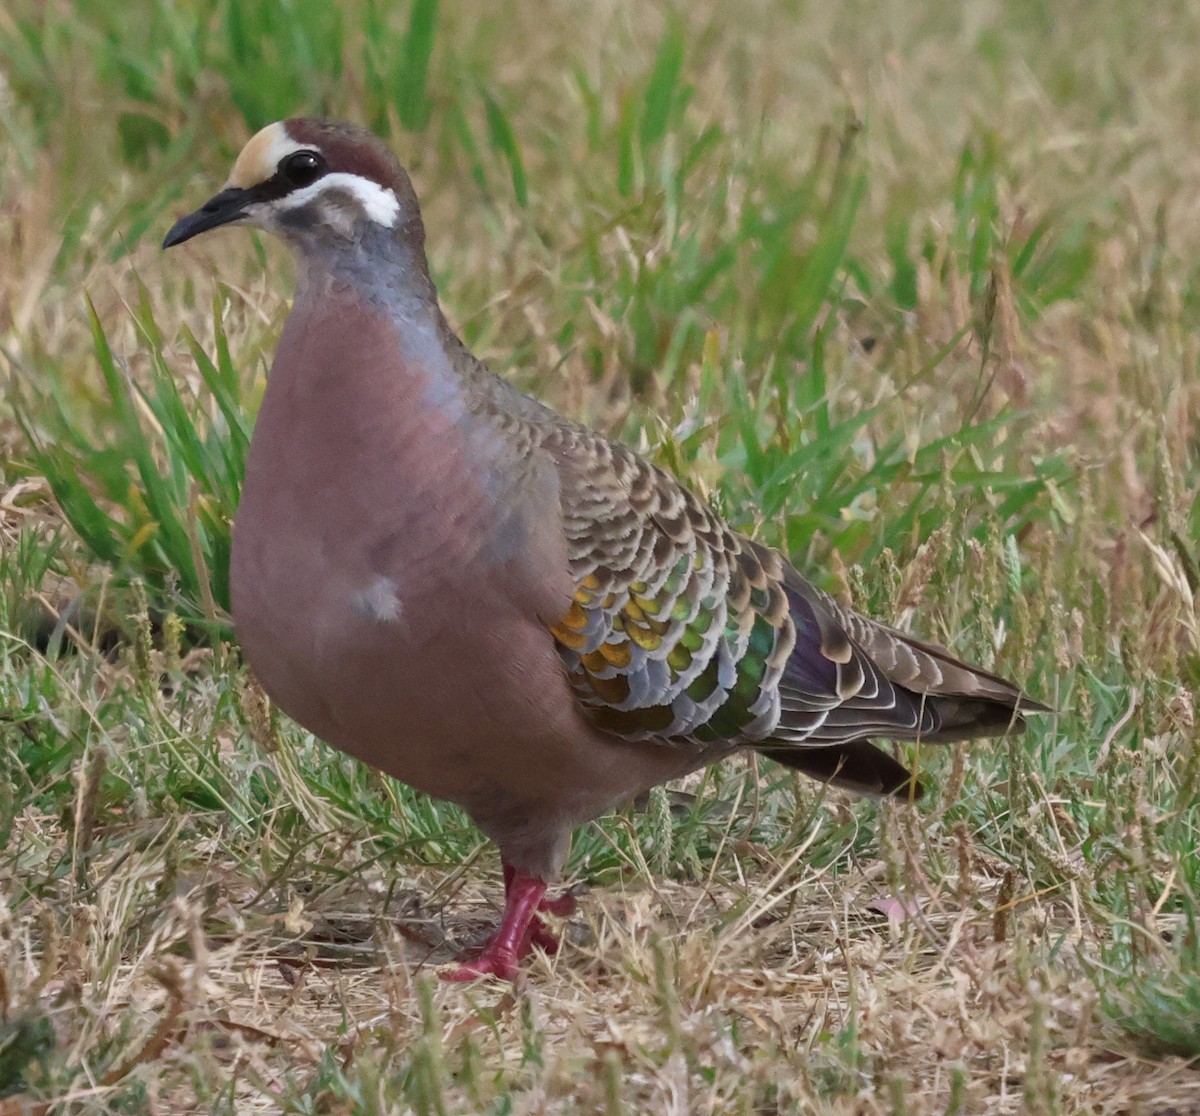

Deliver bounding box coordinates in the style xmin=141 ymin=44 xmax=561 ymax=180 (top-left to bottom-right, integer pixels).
xmin=1 ymin=0 xmax=1199 ymax=1112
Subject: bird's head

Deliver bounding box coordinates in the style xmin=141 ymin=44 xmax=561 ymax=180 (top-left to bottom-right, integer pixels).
xmin=163 ymin=118 xmax=424 ymax=254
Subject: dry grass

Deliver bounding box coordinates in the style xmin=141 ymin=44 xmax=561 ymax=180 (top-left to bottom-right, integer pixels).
xmin=3 ymin=0 xmax=1200 ymax=1111
xmin=2 ymin=802 xmax=1198 ymax=1113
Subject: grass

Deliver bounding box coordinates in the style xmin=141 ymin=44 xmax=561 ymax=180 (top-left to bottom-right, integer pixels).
xmin=2 ymin=0 xmax=1199 ymax=1111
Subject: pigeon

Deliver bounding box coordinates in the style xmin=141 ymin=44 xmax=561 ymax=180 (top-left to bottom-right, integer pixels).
xmin=163 ymin=118 xmax=1046 ymax=979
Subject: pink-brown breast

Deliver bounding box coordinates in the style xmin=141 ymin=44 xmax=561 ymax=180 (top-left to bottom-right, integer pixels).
xmin=229 ymin=279 xmax=701 ymax=873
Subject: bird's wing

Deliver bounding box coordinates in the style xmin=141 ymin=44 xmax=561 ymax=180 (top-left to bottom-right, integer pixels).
xmin=537 ymin=422 xmax=1043 ymax=767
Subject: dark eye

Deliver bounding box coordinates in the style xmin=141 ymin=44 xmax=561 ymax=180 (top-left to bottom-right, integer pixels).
xmin=281 ymin=150 xmax=324 ymax=187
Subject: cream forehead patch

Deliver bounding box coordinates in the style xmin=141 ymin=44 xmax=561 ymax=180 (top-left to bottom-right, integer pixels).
xmin=226 ymin=122 xmax=309 ymax=189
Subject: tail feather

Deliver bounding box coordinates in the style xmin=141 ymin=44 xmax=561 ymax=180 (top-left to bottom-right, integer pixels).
xmin=757 ymin=740 xmax=923 ymax=799
xmin=756 ymin=691 xmax=1037 ymax=799
xmin=754 ymin=566 xmax=1050 ymax=795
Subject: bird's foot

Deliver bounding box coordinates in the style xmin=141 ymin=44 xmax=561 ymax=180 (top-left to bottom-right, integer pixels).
xmin=440 ymin=942 xmax=521 ymax=982
xmin=440 ymin=866 xmax=576 ymax=982
xmin=525 ymin=890 xmax=576 ymax=954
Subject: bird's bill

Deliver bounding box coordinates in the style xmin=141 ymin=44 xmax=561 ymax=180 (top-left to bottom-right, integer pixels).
xmin=162 ymin=187 xmax=254 ymax=248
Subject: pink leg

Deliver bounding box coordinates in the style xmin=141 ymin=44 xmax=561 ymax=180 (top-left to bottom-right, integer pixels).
xmin=504 ymin=864 xmax=576 ymax=913
xmin=504 ymin=862 xmax=577 ymax=953
xmin=440 ymin=863 xmax=576 ymax=982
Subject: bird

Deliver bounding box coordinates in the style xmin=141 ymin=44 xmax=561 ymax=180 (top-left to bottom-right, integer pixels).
xmin=163 ymin=118 xmax=1047 ymax=981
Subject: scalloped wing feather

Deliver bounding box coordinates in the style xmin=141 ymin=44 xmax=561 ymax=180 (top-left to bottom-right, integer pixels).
xmin=509 ymin=403 xmax=1043 ymax=785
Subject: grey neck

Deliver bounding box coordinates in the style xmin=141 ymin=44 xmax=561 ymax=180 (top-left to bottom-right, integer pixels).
xmin=289 ymin=218 xmax=492 ymax=424
xmin=292 ymin=220 xmax=439 ymax=311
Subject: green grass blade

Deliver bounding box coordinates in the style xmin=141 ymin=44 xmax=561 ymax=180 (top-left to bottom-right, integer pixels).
xmin=397 ymin=0 xmax=438 ymax=132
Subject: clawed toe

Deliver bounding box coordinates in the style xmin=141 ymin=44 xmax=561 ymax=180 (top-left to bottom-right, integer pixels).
xmin=440 ymin=947 xmax=521 ymax=982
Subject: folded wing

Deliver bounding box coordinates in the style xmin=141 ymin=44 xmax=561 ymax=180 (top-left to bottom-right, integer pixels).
xmin=538 ymin=422 xmax=1045 ymax=796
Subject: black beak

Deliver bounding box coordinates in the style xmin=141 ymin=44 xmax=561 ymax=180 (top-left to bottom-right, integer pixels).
xmin=162 ymin=187 xmax=253 ymax=248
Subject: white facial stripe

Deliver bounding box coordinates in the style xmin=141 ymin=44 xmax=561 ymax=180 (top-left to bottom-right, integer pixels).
xmin=227 ymin=122 xmax=307 ymax=189
xmin=274 ymin=172 xmax=401 ymax=228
